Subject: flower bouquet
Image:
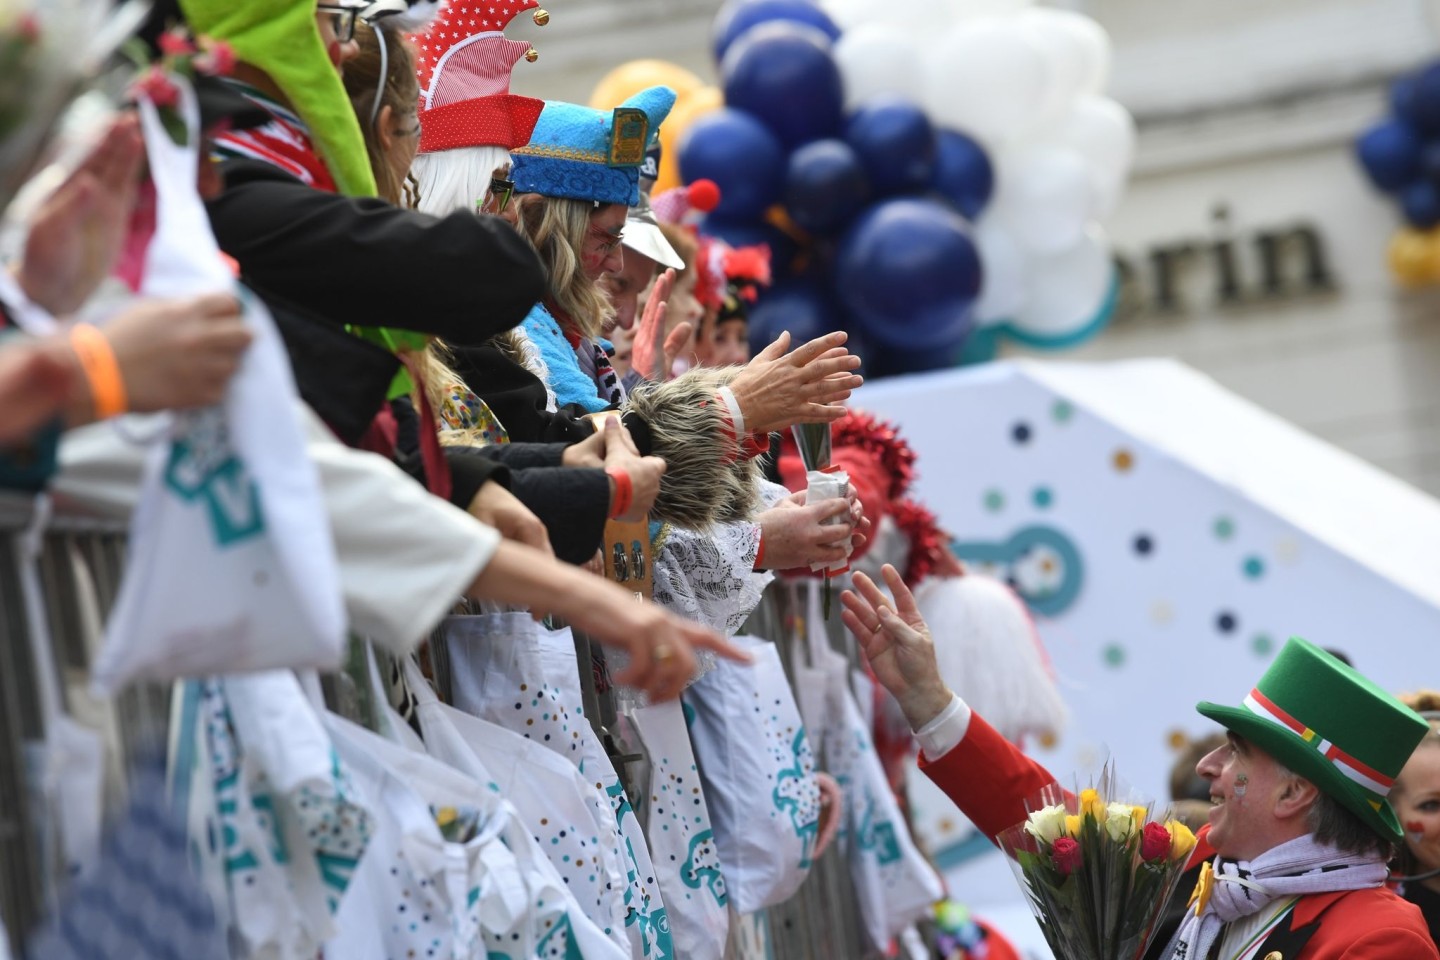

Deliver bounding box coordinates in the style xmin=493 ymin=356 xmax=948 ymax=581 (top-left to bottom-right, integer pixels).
xmin=996 ymin=764 xmax=1198 ymax=960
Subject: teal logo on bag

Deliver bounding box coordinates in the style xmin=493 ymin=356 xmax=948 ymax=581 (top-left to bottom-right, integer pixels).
xmin=165 ymin=410 xmax=264 ymax=545
xmin=857 ymin=792 xmax=902 ymax=866
xmin=680 ymin=829 xmax=728 ymax=906
xmin=773 ymin=730 xmax=820 ymax=868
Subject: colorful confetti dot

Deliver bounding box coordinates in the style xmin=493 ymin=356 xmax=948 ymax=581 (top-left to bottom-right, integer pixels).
xmin=1213 ymin=517 xmax=1235 ymax=541
xmin=1274 ymin=538 xmax=1301 ymax=565
xmin=1133 ymin=533 xmax=1154 ymax=556
xmin=1112 ymin=448 xmax=1134 ymax=472
xmin=983 ymin=489 xmax=1005 ymax=512
xmin=1251 ymin=633 xmax=1274 ymax=657
xmin=1102 ymin=643 xmax=1126 ymax=668
xmin=1167 ymin=729 xmax=1189 ymax=750
xmin=1242 ymin=556 xmax=1265 ymax=580
xmin=1032 ymin=486 xmax=1054 ymax=509
xmin=1052 ymin=400 xmax=1074 ymax=423
xmin=1150 ymin=601 xmax=1174 ymax=625
xmin=1038 ymin=731 xmax=1059 ymax=749
xmin=1216 ymin=611 xmax=1238 ymax=634
xmin=1012 ymin=422 xmax=1032 ymax=445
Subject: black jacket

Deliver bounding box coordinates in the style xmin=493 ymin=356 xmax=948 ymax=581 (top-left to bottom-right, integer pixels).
xmin=209 ymin=159 xmax=544 ymax=346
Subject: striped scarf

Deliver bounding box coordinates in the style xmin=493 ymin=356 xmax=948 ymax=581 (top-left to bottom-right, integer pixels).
xmin=1165 ymin=835 xmax=1388 ymax=960
xmin=212 ymin=81 xmax=337 ymax=193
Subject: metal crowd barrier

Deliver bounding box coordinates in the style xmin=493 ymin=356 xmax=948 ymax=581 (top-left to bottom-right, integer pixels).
xmin=1 ymin=491 xmax=886 ymax=960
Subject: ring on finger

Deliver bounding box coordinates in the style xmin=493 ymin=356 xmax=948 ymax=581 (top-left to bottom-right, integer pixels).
xmin=654 ymin=643 xmax=674 ymax=664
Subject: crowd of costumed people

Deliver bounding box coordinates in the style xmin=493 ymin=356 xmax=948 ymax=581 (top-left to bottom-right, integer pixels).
xmin=3 ymin=1 xmax=1439 ymax=960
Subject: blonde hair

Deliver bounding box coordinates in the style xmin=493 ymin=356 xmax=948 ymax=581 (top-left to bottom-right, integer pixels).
xmin=343 ymin=23 xmax=421 ymax=207
xmin=511 ymin=192 xmax=616 ymax=342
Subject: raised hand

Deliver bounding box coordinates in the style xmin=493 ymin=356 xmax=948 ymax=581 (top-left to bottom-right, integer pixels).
xmin=18 ymin=116 xmax=144 ymax=316
xmin=630 ymin=267 xmax=675 ymax=380
xmin=729 ymin=331 xmax=864 ymax=434
xmin=840 ymin=565 xmax=952 ymax=730
xmin=757 ymin=497 xmax=856 ymax=570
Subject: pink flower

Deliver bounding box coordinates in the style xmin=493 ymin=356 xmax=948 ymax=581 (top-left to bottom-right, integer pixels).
xmin=16 ymin=13 xmax=39 ymax=42
xmin=133 ymin=68 xmax=180 ymax=109
xmin=157 ymin=29 xmax=196 ymax=57
xmin=1140 ymin=822 xmax=1172 ymax=861
xmin=1051 ymin=836 xmax=1082 ymax=875
xmin=196 ymin=38 xmax=236 ymax=76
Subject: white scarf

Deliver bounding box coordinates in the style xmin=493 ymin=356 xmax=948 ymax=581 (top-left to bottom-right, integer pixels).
xmin=1165 ymin=834 xmax=1388 ymax=960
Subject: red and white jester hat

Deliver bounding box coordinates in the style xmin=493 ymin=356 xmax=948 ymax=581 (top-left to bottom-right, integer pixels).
xmin=409 ymin=0 xmax=548 ymax=153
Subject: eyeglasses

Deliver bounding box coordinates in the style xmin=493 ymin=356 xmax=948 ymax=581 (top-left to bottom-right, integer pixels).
xmin=317 ymin=3 xmax=364 ymax=43
xmin=586 ymin=222 xmax=624 ymax=256
xmin=482 ymin=175 xmax=514 ymax=214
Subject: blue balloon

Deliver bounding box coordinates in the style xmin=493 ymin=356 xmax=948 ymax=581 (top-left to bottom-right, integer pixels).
xmin=721 ymin=22 xmax=844 ymax=149
xmin=864 ymin=340 xmax=964 ymax=378
xmin=835 ymin=198 xmax=980 ymax=351
xmin=1411 ymin=63 xmax=1440 ymax=135
xmin=1392 ymin=74 xmax=1421 ymax=128
xmin=843 ymin=97 xmax=936 ymax=197
xmin=784 ymin=139 xmax=870 ymax=235
xmin=931 ymin=130 xmax=995 ymax=220
xmin=1402 ymin=179 xmax=1440 ymax=228
xmin=712 ymin=0 xmax=840 ymax=62
xmin=747 ymin=276 xmax=842 ymax=355
xmin=678 ymin=108 xmax=786 ymax=220
xmin=1354 ymin=120 xmax=1424 ymax=192
xmin=698 ymin=216 xmax=801 ymax=276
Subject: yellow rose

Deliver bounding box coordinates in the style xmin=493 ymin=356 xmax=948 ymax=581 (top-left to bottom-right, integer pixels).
xmin=1080 ymin=788 xmax=1105 ymax=820
xmin=1065 ymin=814 xmax=1082 ymax=837
xmin=1024 ymin=803 xmax=1068 ymax=844
xmin=1167 ymin=819 xmax=1198 ymax=862
xmin=1131 ymin=805 xmax=1148 ymax=830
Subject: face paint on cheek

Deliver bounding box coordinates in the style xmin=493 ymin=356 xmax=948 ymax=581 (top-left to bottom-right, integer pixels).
xmin=1406 ymin=820 xmax=1426 ymax=844
xmin=1232 ymin=774 xmax=1248 ymax=799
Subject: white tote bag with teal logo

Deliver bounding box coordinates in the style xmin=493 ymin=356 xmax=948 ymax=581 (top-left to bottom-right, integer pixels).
xmin=682 ymin=634 xmax=820 ymax=914
xmin=630 ymin=698 xmax=729 ymax=960
xmin=91 ymin=82 xmax=343 ymax=694
xmin=443 ymin=613 xmax=672 ymax=959
xmin=401 ymin=656 xmax=631 ymax=960
xmin=802 ymin=587 xmax=943 ymax=950
xmin=173 ymin=671 xmax=373 ymax=960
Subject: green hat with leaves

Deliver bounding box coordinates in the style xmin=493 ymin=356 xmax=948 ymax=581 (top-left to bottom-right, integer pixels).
xmin=1197 ymin=637 xmax=1428 ymax=844
xmin=177 ymin=0 xmax=377 ymax=197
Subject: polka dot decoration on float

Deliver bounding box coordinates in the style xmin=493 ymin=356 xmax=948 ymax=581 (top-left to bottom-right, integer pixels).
xmin=1012 ymin=421 xmax=1033 ymax=445
xmin=1102 ymin=643 xmax=1126 ymax=669
xmin=1251 ymin=633 xmax=1275 ymax=657
xmin=1215 ymin=610 xmax=1238 ymax=635
xmin=1242 ymin=556 xmax=1265 ymax=580
xmin=1032 ymin=486 xmax=1054 ymax=509
xmin=1132 ymin=533 xmax=1154 ymax=557
xmin=1112 ymin=448 xmax=1134 ymax=472
xmin=983 ymin=489 xmax=1005 ymax=513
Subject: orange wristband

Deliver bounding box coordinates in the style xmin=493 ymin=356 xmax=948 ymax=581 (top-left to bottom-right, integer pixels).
xmin=607 ymin=466 xmax=633 ymax=519
xmin=68 ymin=323 xmax=127 ymax=419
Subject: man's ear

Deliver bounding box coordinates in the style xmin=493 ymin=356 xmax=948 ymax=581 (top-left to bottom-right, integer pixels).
xmin=1274 ymin=775 xmax=1320 ymax=822
xmin=376 ymin=103 xmax=395 ymax=153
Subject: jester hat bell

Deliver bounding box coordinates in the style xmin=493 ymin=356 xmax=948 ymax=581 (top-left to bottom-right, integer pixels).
xmin=1196 ymin=637 xmax=1429 ymax=844
xmin=511 ymin=86 xmax=676 ymax=208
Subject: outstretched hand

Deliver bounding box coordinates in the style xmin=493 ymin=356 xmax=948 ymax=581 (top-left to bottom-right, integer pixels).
xmin=631 ymin=268 xmax=675 ymax=381
xmin=729 ymin=331 xmax=864 ymax=434
xmin=840 ymin=564 xmax=952 ymax=731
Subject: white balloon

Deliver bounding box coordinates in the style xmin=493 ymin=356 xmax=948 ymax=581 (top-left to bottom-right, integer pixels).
xmin=972 ymin=219 xmax=1027 ymax=326
xmin=833 ymin=23 xmax=924 ymax=109
xmin=989 ymin=145 xmax=1092 ymax=255
xmin=1011 ymin=225 xmax=1113 ymax=340
xmin=921 ymin=19 xmax=1052 ymax=148
xmin=1018 ymin=9 xmax=1090 ymax=127
xmin=1052 ymin=96 xmax=1136 ymax=220
xmin=950 ymin=0 xmax=1035 ymax=20
xmin=820 ymin=0 xmax=962 ymax=32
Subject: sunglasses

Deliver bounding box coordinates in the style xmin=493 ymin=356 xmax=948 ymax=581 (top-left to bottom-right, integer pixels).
xmin=317 ymin=3 xmax=364 ymax=43
xmin=586 ymin=222 xmax=624 ymax=255
xmin=482 ymin=175 xmax=515 ymax=214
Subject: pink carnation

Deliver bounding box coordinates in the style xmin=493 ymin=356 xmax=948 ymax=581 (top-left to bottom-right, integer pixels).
xmin=157 ymin=30 xmax=196 ymax=57
xmin=133 ymin=68 xmax=180 ymax=109
xmin=196 ymin=39 xmax=236 ymax=76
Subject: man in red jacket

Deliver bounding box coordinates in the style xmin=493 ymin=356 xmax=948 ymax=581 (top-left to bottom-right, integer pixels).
xmin=841 ymin=565 xmax=1438 ymax=960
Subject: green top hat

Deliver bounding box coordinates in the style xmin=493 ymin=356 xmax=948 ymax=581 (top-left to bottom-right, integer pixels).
xmin=1197 ymin=638 xmax=1428 ymax=844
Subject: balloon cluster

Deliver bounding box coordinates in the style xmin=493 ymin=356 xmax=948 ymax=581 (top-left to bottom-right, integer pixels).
xmin=1355 ymin=60 xmax=1440 ymax=285
xmin=592 ymin=0 xmax=1135 ymax=377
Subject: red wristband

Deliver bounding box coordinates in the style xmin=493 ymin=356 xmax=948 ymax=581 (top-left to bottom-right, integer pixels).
xmin=753 ymin=530 xmax=766 ymax=570
xmin=607 ymin=466 xmax=633 ymax=519
xmin=741 ymin=431 xmax=769 ymax=461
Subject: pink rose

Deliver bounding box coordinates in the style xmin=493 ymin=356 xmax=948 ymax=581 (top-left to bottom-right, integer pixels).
xmin=157 ymin=29 xmax=196 ymax=57
xmin=1051 ymin=836 xmax=1082 ymax=875
xmin=133 ymin=68 xmax=180 ymax=109
xmin=1140 ymin=821 xmax=1172 ymax=861
xmin=196 ymin=38 xmax=236 ymax=76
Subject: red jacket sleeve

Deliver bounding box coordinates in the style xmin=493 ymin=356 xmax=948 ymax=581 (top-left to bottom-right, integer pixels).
xmin=917 ymin=711 xmax=1064 ymax=841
